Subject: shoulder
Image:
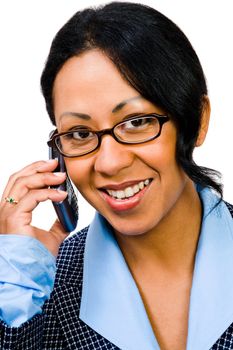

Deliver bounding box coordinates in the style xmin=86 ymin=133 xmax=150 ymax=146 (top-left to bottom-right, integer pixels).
xmin=224 ymin=201 xmax=233 ymax=218
xmin=55 ymin=226 xmax=89 ymax=285
xmin=58 ymin=226 xmax=89 ymax=257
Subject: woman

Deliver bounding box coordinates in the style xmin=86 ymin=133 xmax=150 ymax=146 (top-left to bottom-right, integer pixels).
xmin=0 ymin=2 xmax=232 ymax=349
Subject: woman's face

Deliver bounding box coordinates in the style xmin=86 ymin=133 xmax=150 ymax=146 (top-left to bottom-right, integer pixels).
xmin=53 ymin=50 xmax=190 ymax=237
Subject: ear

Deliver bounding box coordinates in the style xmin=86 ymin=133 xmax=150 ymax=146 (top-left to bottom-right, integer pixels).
xmin=195 ymin=95 xmax=211 ymax=147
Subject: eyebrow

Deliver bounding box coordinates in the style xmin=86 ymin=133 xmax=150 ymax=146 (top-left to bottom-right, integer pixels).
xmin=60 ymin=95 xmax=143 ymax=120
xmin=112 ymin=96 xmax=143 ymax=113
xmin=60 ymin=112 xmax=91 ymax=120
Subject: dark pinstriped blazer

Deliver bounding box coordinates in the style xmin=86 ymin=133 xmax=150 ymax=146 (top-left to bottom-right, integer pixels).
xmin=0 ymin=202 xmax=233 ymax=350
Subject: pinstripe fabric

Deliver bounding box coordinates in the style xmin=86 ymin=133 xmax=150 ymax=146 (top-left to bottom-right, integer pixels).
xmin=0 ymin=202 xmax=232 ymax=349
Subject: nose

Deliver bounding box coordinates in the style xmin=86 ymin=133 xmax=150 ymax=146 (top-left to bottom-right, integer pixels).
xmin=94 ymin=135 xmax=134 ymax=176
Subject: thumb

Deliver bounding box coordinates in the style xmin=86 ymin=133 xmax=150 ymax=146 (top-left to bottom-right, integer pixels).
xmin=50 ymin=219 xmax=70 ymax=240
xmin=50 ymin=219 xmax=67 ymax=234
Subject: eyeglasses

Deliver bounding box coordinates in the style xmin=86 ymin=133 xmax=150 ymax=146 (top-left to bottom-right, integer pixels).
xmin=47 ymin=113 xmax=170 ymax=158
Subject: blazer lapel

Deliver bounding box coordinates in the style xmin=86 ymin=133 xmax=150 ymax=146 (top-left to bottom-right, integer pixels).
xmin=52 ymin=283 xmax=118 ymax=349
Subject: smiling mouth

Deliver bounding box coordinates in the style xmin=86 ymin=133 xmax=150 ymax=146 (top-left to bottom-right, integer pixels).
xmin=102 ymin=179 xmax=152 ymax=200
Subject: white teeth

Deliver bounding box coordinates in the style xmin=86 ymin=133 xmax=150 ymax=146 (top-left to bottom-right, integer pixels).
xmin=125 ymin=187 xmax=134 ymax=198
xmin=116 ymin=190 xmax=125 ymax=199
xmin=133 ymin=184 xmax=140 ymax=193
xmin=112 ymin=190 xmax=117 ymax=197
xmin=106 ymin=179 xmax=151 ymax=200
xmin=139 ymin=181 xmax=144 ymax=190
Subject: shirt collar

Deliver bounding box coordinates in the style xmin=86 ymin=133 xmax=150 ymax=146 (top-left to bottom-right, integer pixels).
xmin=187 ymin=187 xmax=233 ymax=349
xmin=80 ymin=214 xmax=159 ymax=349
xmin=80 ymin=187 xmax=233 ymax=349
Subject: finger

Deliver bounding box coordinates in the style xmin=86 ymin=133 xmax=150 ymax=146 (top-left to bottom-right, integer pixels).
xmin=16 ymin=188 xmax=68 ymax=214
xmin=3 ymin=172 xmax=66 ymax=205
xmin=1 ymin=159 xmax=59 ymax=202
xmin=1 ymin=188 xmax=68 ymax=232
xmin=33 ymin=220 xmax=69 ymax=256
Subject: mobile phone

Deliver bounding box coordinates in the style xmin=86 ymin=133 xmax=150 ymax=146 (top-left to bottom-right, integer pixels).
xmin=48 ymin=138 xmax=79 ymax=232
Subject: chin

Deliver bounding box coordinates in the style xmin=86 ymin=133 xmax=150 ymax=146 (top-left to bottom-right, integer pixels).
xmin=110 ymin=219 xmax=156 ymax=237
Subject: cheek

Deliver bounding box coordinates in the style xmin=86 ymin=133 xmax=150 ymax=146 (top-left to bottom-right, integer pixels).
xmin=137 ymin=133 xmax=186 ymax=197
xmin=138 ymin=133 xmax=179 ymax=174
xmin=65 ymin=158 xmax=93 ymax=194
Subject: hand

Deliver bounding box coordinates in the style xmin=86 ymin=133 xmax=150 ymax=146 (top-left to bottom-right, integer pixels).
xmin=0 ymin=159 xmax=69 ymax=256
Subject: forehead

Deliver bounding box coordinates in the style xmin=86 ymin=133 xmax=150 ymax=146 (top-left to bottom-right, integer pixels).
xmin=53 ymin=50 xmax=142 ymax=111
xmin=53 ymin=50 xmax=165 ymax=130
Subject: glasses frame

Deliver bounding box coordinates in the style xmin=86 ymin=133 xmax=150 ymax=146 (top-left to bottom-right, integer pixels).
xmin=47 ymin=113 xmax=170 ymax=158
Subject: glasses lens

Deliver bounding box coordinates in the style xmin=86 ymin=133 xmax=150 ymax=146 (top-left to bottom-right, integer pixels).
xmin=56 ymin=129 xmax=98 ymax=156
xmin=114 ymin=116 xmax=160 ymax=143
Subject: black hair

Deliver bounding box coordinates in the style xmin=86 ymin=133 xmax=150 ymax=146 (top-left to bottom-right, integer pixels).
xmin=41 ymin=1 xmax=222 ymax=197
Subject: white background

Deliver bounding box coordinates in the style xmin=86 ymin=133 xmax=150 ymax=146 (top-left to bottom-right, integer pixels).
xmin=0 ymin=0 xmax=232 ymax=231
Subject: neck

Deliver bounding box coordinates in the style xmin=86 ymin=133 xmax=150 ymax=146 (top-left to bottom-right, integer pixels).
xmin=115 ymin=181 xmax=202 ymax=275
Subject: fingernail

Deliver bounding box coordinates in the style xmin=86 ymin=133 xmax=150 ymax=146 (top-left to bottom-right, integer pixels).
xmin=53 ymin=172 xmax=66 ymax=177
xmin=56 ymin=189 xmax=68 ymax=195
xmin=46 ymin=159 xmax=58 ymax=163
xmin=37 ymin=159 xmax=57 ymax=170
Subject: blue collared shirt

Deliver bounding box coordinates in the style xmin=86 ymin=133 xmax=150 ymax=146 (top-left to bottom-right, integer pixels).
xmin=0 ymin=187 xmax=233 ymax=350
xmin=0 ymin=235 xmax=56 ymax=327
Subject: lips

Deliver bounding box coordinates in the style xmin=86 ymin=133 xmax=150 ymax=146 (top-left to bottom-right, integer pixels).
xmin=98 ymin=178 xmax=152 ymax=211
xmin=105 ymin=179 xmax=150 ymax=199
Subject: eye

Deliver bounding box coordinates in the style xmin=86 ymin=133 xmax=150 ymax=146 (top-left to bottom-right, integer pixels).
xmin=64 ymin=128 xmax=95 ymax=141
xmin=122 ymin=116 xmax=156 ymax=130
xmin=127 ymin=118 xmax=148 ymax=128
xmin=72 ymin=130 xmax=93 ymax=140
